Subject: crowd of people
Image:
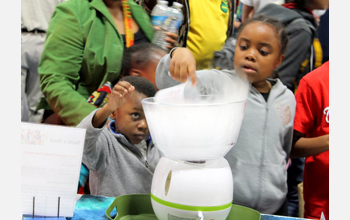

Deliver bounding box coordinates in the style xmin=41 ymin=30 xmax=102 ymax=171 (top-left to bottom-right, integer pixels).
xmin=21 ymin=0 xmax=329 ymax=219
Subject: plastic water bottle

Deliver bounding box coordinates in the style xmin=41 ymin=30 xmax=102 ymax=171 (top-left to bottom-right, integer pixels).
xmin=168 ymin=2 xmax=184 ymax=32
xmin=151 ymin=1 xmax=169 ymax=26
xmin=152 ymin=2 xmax=183 ymax=51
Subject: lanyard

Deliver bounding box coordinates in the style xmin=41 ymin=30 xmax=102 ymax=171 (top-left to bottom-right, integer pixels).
xmin=121 ymin=0 xmax=134 ymax=47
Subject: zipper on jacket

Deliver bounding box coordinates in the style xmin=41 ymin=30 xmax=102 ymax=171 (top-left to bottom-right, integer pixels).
xmin=110 ymin=123 xmax=153 ymax=171
xmin=137 ymin=149 xmax=151 ymax=171
xmin=145 ymin=160 xmax=151 ymax=170
xmin=132 ymin=143 xmax=152 ymax=172
xmin=256 ymin=96 xmax=269 ymax=209
xmin=144 ymin=144 xmax=152 ymax=172
xmin=120 ymin=139 xmax=152 ymax=172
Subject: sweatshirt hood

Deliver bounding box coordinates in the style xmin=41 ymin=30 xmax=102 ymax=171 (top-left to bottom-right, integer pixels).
xmin=268 ymin=78 xmax=288 ymax=100
xmin=256 ymin=4 xmax=318 ymax=35
xmin=249 ymin=78 xmax=288 ymax=102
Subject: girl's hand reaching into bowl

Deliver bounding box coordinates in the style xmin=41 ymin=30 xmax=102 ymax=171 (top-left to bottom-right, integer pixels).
xmin=169 ymin=47 xmax=197 ymax=86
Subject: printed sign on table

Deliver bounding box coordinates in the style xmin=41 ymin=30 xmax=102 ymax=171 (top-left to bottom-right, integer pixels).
xmin=21 ymin=122 xmax=86 ymax=217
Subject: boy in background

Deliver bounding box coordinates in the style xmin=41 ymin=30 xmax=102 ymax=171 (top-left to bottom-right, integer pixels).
xmin=79 ymin=43 xmax=166 ymax=194
xmin=78 ymin=76 xmax=162 ymax=197
xmin=291 ymin=61 xmax=329 ymax=219
xmin=120 ymin=43 xmax=167 ymax=89
xmin=87 ymin=43 xmax=166 ymax=109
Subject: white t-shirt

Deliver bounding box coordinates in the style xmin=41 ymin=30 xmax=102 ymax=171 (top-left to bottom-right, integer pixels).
xmin=21 ymin=0 xmax=66 ymax=31
xmin=240 ymin=0 xmax=285 ymax=13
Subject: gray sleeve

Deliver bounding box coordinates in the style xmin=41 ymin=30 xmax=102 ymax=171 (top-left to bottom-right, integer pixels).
xmin=154 ymin=49 xmax=224 ymax=90
xmin=154 ymin=52 xmax=245 ymax=98
xmin=155 ymin=49 xmax=182 ymax=90
xmin=77 ymin=109 xmax=108 ymax=171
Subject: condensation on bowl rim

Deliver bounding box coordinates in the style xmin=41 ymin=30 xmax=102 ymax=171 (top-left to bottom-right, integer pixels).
xmin=141 ymin=96 xmax=247 ymax=107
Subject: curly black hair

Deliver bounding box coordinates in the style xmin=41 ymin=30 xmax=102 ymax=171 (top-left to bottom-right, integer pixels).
xmin=119 ymin=75 xmax=157 ymax=98
xmin=236 ymin=14 xmax=289 ymax=55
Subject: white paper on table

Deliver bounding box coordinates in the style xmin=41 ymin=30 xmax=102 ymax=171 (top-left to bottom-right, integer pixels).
xmin=21 ymin=122 xmax=86 ymax=217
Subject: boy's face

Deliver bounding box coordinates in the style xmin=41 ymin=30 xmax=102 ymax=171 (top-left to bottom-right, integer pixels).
xmin=233 ymin=22 xmax=284 ymax=86
xmin=130 ymin=51 xmax=167 ymax=90
xmin=110 ymin=91 xmax=149 ymax=144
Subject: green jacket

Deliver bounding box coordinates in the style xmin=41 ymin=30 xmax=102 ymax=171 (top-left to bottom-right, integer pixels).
xmin=38 ymin=0 xmax=154 ymax=126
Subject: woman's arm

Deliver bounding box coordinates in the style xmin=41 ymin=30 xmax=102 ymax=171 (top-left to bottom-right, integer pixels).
xmin=241 ymin=4 xmax=254 ymax=23
xmin=39 ymin=2 xmax=96 ymax=126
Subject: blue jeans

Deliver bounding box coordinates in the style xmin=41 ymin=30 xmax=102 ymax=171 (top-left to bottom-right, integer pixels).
xmin=286 ymin=158 xmax=305 ymax=217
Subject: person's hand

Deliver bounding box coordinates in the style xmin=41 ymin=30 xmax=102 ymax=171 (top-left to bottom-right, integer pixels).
xmin=169 ymin=47 xmax=197 ymax=85
xmin=153 ymin=26 xmax=179 ymax=51
xmin=92 ymin=81 xmax=134 ymax=128
xmin=105 ymin=81 xmax=135 ymax=114
xmin=234 ymin=20 xmax=241 ymax=29
xmin=165 ymin=32 xmax=178 ymax=50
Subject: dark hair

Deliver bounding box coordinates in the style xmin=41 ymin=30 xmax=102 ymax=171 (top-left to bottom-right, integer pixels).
xmin=119 ymin=75 xmax=157 ymax=98
xmin=236 ymin=14 xmax=289 ymax=55
xmin=121 ymin=43 xmax=167 ymax=76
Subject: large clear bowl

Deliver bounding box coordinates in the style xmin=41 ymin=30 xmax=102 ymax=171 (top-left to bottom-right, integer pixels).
xmin=142 ymin=96 xmax=246 ymax=161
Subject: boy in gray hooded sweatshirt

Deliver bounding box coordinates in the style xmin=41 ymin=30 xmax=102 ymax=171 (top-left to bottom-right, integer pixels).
xmin=155 ymin=15 xmax=296 ymax=215
xmin=77 ymin=76 xmax=162 ymax=197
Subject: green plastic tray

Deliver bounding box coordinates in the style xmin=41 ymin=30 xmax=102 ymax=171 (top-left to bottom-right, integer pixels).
xmin=106 ymin=194 xmax=261 ymax=220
